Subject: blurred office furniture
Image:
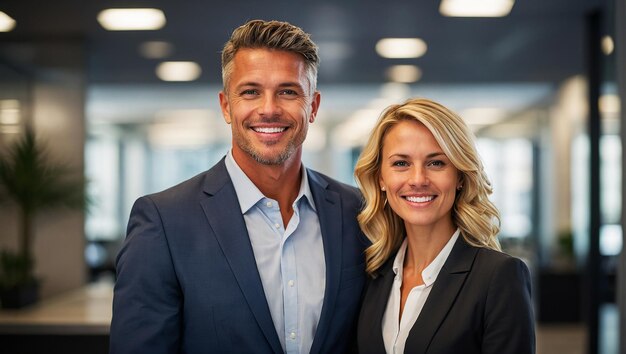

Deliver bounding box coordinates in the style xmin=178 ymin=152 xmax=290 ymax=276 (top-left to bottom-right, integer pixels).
xmin=0 ymin=281 xmax=111 ymax=354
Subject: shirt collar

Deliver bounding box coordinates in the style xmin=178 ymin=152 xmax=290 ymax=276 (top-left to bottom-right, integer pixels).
xmin=224 ymin=150 xmax=316 ymax=214
xmin=296 ymin=165 xmax=316 ymax=212
xmin=392 ymin=228 xmax=460 ymax=287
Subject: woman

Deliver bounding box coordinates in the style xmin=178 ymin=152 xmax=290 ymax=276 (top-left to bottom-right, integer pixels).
xmin=354 ymin=98 xmax=535 ymax=354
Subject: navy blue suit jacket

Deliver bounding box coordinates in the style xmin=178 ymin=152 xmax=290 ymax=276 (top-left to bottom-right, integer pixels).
xmin=110 ymin=158 xmax=367 ymax=354
xmin=357 ymin=237 xmax=535 ymax=354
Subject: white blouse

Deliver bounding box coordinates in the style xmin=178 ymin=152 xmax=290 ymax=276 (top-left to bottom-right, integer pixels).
xmin=381 ymin=229 xmax=460 ymax=354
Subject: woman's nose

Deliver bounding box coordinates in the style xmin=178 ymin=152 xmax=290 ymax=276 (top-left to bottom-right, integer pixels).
xmin=409 ymin=166 xmax=430 ymax=186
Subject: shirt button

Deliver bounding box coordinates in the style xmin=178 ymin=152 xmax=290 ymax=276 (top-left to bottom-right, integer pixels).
xmin=266 ymin=201 xmax=272 ymax=207
xmin=290 ymin=332 xmax=296 ymax=340
xmin=288 ymin=280 xmax=294 ymax=287
xmin=274 ymin=223 xmax=280 ymax=229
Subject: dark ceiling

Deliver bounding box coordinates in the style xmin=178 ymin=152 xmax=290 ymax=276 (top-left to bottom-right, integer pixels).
xmin=0 ymin=0 xmax=608 ymax=86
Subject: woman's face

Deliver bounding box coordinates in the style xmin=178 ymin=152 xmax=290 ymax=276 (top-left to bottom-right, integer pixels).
xmin=379 ymin=119 xmax=460 ymax=234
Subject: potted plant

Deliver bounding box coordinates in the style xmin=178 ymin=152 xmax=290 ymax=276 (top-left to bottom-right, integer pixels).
xmin=0 ymin=128 xmax=88 ymax=308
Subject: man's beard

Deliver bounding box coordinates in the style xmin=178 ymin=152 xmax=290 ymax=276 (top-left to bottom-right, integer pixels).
xmin=244 ymin=141 xmax=296 ymax=165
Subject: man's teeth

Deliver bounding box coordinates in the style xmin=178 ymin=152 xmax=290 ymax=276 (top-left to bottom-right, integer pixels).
xmin=254 ymin=127 xmax=286 ymax=133
xmin=405 ymin=196 xmax=434 ymax=203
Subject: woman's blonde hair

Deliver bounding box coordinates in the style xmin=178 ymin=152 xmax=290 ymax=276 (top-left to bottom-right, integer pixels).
xmin=354 ymin=98 xmax=501 ymax=275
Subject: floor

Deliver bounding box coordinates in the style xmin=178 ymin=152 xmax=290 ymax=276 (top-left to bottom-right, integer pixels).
xmin=537 ymin=304 xmax=619 ymax=354
xmin=537 ymin=323 xmax=587 ymax=354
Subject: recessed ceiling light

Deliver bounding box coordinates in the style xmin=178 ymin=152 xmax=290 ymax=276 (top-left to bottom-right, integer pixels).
xmin=601 ymin=36 xmax=614 ymax=55
xmin=139 ymin=41 xmax=174 ymax=59
xmin=386 ymin=65 xmax=422 ymax=83
xmin=376 ymin=38 xmax=427 ymax=59
xmin=97 ymin=8 xmax=166 ymax=31
xmin=440 ymin=0 xmax=515 ymax=17
xmin=156 ymin=61 xmax=202 ymax=82
xmin=0 ymin=11 xmax=16 ymax=32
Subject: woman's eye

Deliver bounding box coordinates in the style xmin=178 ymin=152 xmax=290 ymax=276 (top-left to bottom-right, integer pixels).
xmin=392 ymin=160 xmax=409 ymax=167
xmin=428 ymin=160 xmax=445 ymax=167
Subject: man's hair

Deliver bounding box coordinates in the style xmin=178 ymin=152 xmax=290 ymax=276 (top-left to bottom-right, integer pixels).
xmin=221 ymin=19 xmax=319 ymax=92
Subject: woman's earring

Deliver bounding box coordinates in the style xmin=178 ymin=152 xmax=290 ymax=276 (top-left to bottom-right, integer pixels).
xmin=457 ymin=185 xmax=463 ymax=191
xmin=380 ymin=186 xmax=387 ymax=206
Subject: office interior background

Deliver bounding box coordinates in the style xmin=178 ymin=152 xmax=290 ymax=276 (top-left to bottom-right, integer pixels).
xmin=0 ymin=0 xmax=624 ymax=353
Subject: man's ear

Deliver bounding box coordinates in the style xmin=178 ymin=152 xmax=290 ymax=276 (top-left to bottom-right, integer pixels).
xmin=219 ymin=91 xmax=231 ymax=124
xmin=309 ymin=91 xmax=321 ymax=123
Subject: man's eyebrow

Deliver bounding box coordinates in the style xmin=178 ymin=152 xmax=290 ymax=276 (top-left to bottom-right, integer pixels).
xmin=277 ymin=82 xmax=303 ymax=88
xmin=233 ymin=81 xmax=304 ymax=90
xmin=235 ymin=81 xmax=261 ymax=88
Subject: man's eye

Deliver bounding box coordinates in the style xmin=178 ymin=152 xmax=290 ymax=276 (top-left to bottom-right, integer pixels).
xmin=279 ymin=89 xmax=298 ymax=96
xmin=241 ymin=89 xmax=258 ymax=95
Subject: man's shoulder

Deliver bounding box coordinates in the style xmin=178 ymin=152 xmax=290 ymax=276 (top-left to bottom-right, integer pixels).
xmin=144 ymin=158 xmax=229 ymax=204
xmin=307 ymin=168 xmax=359 ymax=196
xmin=306 ymin=169 xmax=364 ymax=214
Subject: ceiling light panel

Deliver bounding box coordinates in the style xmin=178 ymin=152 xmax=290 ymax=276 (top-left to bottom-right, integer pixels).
xmin=0 ymin=11 xmax=16 ymax=32
xmin=156 ymin=61 xmax=202 ymax=82
xmin=440 ymin=0 xmax=515 ymax=17
xmin=376 ymin=38 xmax=427 ymax=59
xmin=97 ymin=8 xmax=166 ymax=31
xmin=601 ymin=36 xmax=614 ymax=55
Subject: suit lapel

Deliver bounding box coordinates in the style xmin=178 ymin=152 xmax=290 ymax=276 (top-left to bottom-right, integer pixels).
xmin=405 ymin=237 xmax=478 ymax=353
xmin=307 ymin=170 xmax=342 ymax=354
xmin=361 ymin=259 xmax=395 ymax=353
xmin=199 ymin=160 xmax=283 ymax=354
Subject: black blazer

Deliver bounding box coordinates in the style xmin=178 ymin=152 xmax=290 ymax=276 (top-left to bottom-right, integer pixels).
xmin=357 ymin=237 xmax=535 ymax=354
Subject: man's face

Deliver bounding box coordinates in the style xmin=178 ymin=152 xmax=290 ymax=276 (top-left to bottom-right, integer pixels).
xmin=219 ymin=48 xmax=320 ymax=167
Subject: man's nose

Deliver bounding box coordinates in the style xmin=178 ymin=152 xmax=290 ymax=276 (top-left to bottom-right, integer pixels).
xmin=257 ymin=94 xmax=282 ymax=117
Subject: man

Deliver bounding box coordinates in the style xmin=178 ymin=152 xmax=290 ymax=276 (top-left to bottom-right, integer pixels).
xmin=109 ymin=20 xmax=367 ymax=354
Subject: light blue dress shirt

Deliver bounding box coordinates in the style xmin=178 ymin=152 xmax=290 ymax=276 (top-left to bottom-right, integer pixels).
xmin=225 ymin=151 xmax=326 ymax=354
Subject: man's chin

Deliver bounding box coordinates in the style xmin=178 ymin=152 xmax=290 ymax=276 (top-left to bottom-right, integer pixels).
xmin=251 ymin=153 xmax=290 ymax=166
xmin=236 ymin=142 xmax=299 ymax=166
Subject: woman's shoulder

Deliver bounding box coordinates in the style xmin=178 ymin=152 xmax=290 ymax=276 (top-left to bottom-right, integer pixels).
xmin=472 ymin=244 xmax=530 ymax=274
